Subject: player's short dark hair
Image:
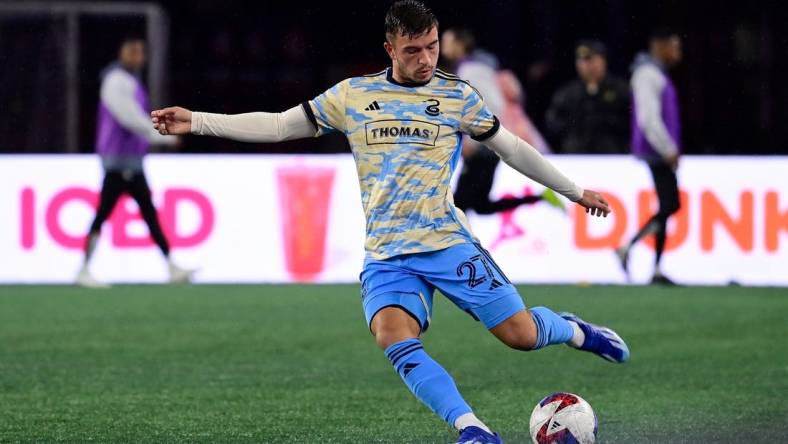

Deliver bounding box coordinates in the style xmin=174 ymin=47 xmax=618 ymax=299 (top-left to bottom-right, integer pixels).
xmin=445 ymin=27 xmax=475 ymax=51
xmin=120 ymin=35 xmax=146 ymax=48
xmin=575 ymin=39 xmax=607 ymax=59
xmin=385 ymin=0 xmax=439 ymax=41
xmin=650 ymin=27 xmax=680 ymax=42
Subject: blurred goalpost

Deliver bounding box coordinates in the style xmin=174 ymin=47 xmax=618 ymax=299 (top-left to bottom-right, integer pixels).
xmin=0 ymin=2 xmax=169 ymax=153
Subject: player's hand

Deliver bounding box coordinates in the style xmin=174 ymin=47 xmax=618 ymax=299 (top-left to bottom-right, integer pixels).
xmin=576 ymin=189 xmax=610 ymax=218
xmin=151 ymin=106 xmax=192 ymax=135
xmin=666 ymin=153 xmax=680 ymax=171
xmin=462 ymin=143 xmax=479 ymax=159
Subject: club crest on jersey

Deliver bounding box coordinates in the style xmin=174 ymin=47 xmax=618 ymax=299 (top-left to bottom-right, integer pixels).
xmin=424 ymin=99 xmax=440 ymax=116
xmin=365 ymin=119 xmax=440 ymax=146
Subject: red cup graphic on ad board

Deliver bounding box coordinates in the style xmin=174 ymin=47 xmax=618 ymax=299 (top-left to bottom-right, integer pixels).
xmin=276 ymin=166 xmax=336 ymax=282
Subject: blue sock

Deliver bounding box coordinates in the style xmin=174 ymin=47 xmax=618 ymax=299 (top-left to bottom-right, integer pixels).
xmin=384 ymin=338 xmax=472 ymax=426
xmin=530 ymin=306 xmax=574 ymax=349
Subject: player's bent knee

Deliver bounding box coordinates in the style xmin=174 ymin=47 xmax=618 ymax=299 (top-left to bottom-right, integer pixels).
xmin=500 ymin=330 xmax=538 ymax=351
xmin=490 ymin=311 xmax=539 ymax=351
xmin=374 ymin=330 xmax=408 ymax=350
xmin=373 ymin=326 xmax=420 ymax=349
xmin=370 ymin=306 xmax=421 ymax=349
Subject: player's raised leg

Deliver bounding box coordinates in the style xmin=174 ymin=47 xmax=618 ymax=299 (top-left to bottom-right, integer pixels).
xmin=421 ymin=242 xmax=629 ymax=364
xmin=490 ymin=307 xmax=629 ymax=363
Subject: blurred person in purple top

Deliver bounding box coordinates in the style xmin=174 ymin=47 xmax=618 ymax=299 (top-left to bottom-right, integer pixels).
xmin=77 ymin=37 xmax=193 ymax=288
xmin=616 ymin=29 xmax=683 ymax=285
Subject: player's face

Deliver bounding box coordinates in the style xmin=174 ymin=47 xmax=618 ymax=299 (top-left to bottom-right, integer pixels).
xmin=385 ymin=26 xmax=439 ymax=83
xmin=576 ymin=54 xmax=607 ymax=84
xmin=653 ymin=36 xmax=682 ymax=67
xmin=120 ymin=41 xmax=146 ymax=71
xmin=664 ymin=37 xmax=683 ymax=66
xmin=440 ymin=30 xmax=461 ymax=62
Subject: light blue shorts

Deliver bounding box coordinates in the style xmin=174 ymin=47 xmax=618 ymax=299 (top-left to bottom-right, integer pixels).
xmin=360 ymin=242 xmax=525 ymax=332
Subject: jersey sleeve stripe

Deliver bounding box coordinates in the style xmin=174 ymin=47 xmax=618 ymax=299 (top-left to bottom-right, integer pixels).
xmin=435 ymin=68 xmax=460 ymax=79
xmin=363 ymin=69 xmax=388 ymax=77
xmin=301 ymin=102 xmax=318 ymax=131
xmin=434 ymin=73 xmax=484 ymax=99
xmin=470 ymin=115 xmax=501 ymax=141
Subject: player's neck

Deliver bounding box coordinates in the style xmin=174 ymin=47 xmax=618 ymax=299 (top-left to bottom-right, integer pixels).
xmin=650 ymin=51 xmax=668 ymax=68
xmin=387 ymin=66 xmax=431 ymax=87
xmin=390 ymin=66 xmax=410 ymax=83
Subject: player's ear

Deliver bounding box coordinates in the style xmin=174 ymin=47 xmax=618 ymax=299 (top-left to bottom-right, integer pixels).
xmin=383 ymin=40 xmax=396 ymax=61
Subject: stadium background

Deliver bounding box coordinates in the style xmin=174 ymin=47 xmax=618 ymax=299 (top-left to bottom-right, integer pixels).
xmin=3 ymin=0 xmax=788 ymax=156
xmin=1 ymin=1 xmax=787 ymax=443
xmin=2 ymin=0 xmax=787 ymax=286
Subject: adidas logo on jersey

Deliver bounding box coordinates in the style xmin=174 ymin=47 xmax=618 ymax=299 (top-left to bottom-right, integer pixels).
xmin=364 ymin=101 xmax=382 ymax=111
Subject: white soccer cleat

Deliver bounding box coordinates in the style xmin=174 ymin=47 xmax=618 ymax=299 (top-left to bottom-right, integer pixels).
xmin=76 ymin=266 xmax=111 ymax=289
xmin=168 ymin=262 xmax=196 ymax=284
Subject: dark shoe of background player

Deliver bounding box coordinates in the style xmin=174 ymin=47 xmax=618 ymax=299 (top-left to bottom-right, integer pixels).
xmin=614 ymin=246 xmax=629 ymax=280
xmin=651 ymin=273 xmax=677 ymax=286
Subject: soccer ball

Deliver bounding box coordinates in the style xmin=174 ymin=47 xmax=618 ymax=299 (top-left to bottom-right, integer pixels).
xmin=529 ymin=392 xmax=597 ymax=444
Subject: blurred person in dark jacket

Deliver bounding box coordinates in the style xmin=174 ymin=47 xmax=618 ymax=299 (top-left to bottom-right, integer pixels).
xmin=546 ymin=40 xmax=630 ymax=154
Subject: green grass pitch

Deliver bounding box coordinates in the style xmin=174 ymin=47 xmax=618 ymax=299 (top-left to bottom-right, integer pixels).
xmin=1 ymin=284 xmax=786 ymax=443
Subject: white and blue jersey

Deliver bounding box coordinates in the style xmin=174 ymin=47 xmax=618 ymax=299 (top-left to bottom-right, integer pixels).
xmin=303 ymin=68 xmax=499 ymax=260
xmin=302 ymin=68 xmax=524 ymax=330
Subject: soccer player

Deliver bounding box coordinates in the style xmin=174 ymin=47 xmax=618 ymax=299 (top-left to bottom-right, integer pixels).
xmin=151 ymin=2 xmax=629 ymax=442
xmin=616 ymin=29 xmax=683 ymax=285
xmin=441 ymin=27 xmax=564 ymax=216
xmin=77 ymin=37 xmax=194 ymax=288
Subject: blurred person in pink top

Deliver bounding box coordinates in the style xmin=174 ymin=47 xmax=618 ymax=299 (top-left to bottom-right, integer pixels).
xmin=497 ymin=70 xmax=550 ymax=154
xmin=441 ymin=27 xmax=565 ymax=216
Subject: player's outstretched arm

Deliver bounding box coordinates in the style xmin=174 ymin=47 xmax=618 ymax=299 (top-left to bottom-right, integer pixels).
xmin=151 ymin=107 xmax=192 ymax=135
xmin=574 ymin=189 xmax=611 ymax=217
xmin=484 ymin=126 xmax=611 ymax=217
xmin=151 ymin=105 xmax=315 ymax=142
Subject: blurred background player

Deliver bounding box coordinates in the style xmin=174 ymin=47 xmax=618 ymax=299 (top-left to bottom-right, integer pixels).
xmin=77 ymin=37 xmax=193 ymax=288
xmin=616 ymin=29 xmax=684 ymax=285
xmin=496 ymin=69 xmax=551 ymax=154
xmin=440 ymin=27 xmax=564 ymax=216
xmin=546 ymin=40 xmax=630 ymax=154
